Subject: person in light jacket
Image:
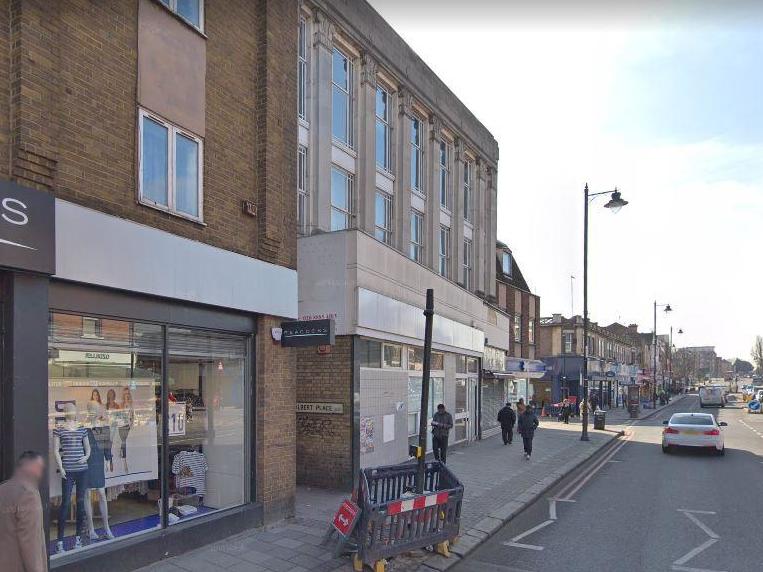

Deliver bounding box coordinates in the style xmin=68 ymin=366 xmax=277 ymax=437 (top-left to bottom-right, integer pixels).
xmin=0 ymin=451 xmax=48 ymax=572
xmin=517 ymin=407 xmax=540 ymax=460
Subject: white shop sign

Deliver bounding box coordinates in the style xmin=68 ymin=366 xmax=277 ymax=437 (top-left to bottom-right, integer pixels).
xmin=168 ymin=402 xmax=187 ymax=436
xmin=297 ymin=402 xmax=344 ymax=414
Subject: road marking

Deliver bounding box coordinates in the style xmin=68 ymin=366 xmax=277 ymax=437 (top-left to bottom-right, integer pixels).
xmin=674 ymin=538 xmax=718 ymax=565
xmin=672 ymin=565 xmax=727 ymax=572
xmin=677 ymin=509 xmax=716 ymax=515
xmin=502 ymin=519 xmax=555 ymax=551
xmin=504 ymin=542 xmax=544 ymax=551
xmin=671 ymin=509 xmax=726 ymax=572
xmin=681 ymin=512 xmax=719 ymax=539
xmin=548 ymin=499 xmax=557 ymax=520
xmin=558 ymin=435 xmax=631 ymax=501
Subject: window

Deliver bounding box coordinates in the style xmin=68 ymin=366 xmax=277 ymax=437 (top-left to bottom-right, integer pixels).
xmin=330 ymin=167 xmax=353 ymax=231
xmin=456 ymin=355 xmax=466 ymax=374
xmin=332 ymin=48 xmax=352 ymax=146
xmin=359 ymin=339 xmax=382 ymax=368
xmin=139 ymin=110 xmax=203 ymax=221
xmin=375 ymin=86 xmax=390 ymax=171
xmin=408 ymin=376 xmax=444 ymax=449
xmin=467 ymin=357 xmax=479 ymax=374
xmin=160 ymin=0 xmax=203 ymax=31
xmin=463 ymin=238 xmax=473 ymax=290
xmin=563 ymin=332 xmax=574 ymax=353
xmin=463 ymin=160 xmax=473 ymax=222
xmin=439 ymin=226 xmax=450 ymax=277
xmin=375 ymin=190 xmax=392 ymax=244
xmin=513 ymin=314 xmax=521 ymax=342
xmin=383 ymin=343 xmax=402 ymax=368
xmin=82 ymin=317 xmax=102 ymax=339
xmin=408 ymin=347 xmax=423 ymax=371
xmin=298 ymin=17 xmax=307 ymax=120
xmin=502 ymin=251 xmax=512 ymax=276
xmin=439 ymin=140 xmax=450 ymax=209
xmin=410 ymin=209 xmax=424 ymax=262
xmin=410 ymin=117 xmax=423 ymax=193
xmin=528 ymin=320 xmax=535 ymax=344
xmin=297 ymin=145 xmax=308 ymax=233
xmin=431 ymin=352 xmax=445 ymax=371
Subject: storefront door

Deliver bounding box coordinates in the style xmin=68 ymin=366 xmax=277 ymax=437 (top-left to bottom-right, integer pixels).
xmin=454 ymin=379 xmax=468 ymax=443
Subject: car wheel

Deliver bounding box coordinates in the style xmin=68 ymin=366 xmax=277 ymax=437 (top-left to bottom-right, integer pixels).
xmin=662 ymin=445 xmax=670 ymax=454
xmin=717 ymin=447 xmax=725 ymax=456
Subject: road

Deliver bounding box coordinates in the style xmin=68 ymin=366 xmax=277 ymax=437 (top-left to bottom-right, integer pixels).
xmin=453 ymin=395 xmax=763 ymax=572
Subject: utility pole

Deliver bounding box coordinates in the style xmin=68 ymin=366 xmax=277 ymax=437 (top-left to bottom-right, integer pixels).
xmin=415 ymin=289 xmax=434 ymax=494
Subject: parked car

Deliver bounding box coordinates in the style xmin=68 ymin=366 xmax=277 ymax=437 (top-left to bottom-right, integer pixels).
xmin=699 ymin=386 xmax=725 ymax=408
xmin=662 ymin=413 xmax=727 ymax=455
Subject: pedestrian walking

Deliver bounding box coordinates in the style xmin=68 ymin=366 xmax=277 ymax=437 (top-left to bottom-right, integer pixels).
xmin=560 ymin=398 xmax=571 ymax=424
xmin=0 ymin=451 xmax=48 ymax=572
xmin=431 ymin=403 xmax=453 ymax=464
xmin=517 ymin=397 xmax=526 ymax=415
xmin=517 ymin=407 xmax=539 ymax=460
xmin=497 ymin=402 xmax=516 ymax=445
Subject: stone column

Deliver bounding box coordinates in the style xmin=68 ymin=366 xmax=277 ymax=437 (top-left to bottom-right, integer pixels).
xmin=312 ymin=10 xmax=334 ymax=233
xmin=486 ymin=165 xmax=498 ymax=300
xmin=452 ymin=138 xmax=465 ymax=285
xmin=357 ymin=52 xmax=377 ymax=234
xmin=397 ymin=86 xmax=413 ymax=253
xmin=474 ymin=157 xmax=487 ymax=295
xmin=427 ymin=114 xmax=442 ymax=272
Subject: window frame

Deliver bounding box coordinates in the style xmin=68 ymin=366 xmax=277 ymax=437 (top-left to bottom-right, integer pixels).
xmin=410 ymin=116 xmax=424 ymax=195
xmin=374 ymin=190 xmax=393 ymax=245
xmin=502 ymin=251 xmax=512 ymax=276
xmin=462 ymin=238 xmax=473 ymax=290
xmin=138 ymin=108 xmax=204 ymax=224
xmin=297 ymin=145 xmax=309 ymax=234
xmin=160 ymin=0 xmax=204 ymax=32
xmin=439 ymin=225 xmax=450 ymax=278
xmin=298 ymin=16 xmax=308 ymax=121
xmin=382 ymin=343 xmax=402 ymax=368
xmin=513 ymin=314 xmax=522 ymax=343
xmin=375 ymin=85 xmax=391 ymax=172
xmin=410 ymin=209 xmax=424 ymax=262
xmin=439 ymin=139 xmax=450 ymax=210
xmin=528 ymin=319 xmax=535 ymax=344
xmin=330 ymin=166 xmax=354 ymax=231
xmin=563 ymin=332 xmax=573 ymax=354
xmin=463 ymin=159 xmax=473 ymax=222
xmin=331 ymin=47 xmax=353 ymax=148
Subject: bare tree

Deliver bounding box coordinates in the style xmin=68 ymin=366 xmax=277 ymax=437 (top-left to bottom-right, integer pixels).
xmin=753 ymin=336 xmax=763 ymax=375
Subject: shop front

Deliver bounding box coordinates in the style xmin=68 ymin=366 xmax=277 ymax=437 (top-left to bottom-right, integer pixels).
xmin=0 ymin=186 xmax=297 ymax=571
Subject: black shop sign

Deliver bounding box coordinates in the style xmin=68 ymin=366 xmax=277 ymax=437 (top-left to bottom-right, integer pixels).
xmin=0 ymin=179 xmax=55 ymax=275
xmin=280 ymin=319 xmax=335 ymax=347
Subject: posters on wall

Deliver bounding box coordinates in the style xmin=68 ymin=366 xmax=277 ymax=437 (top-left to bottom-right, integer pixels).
xmin=48 ymin=377 xmax=159 ymax=497
xmin=360 ymin=417 xmax=374 ymax=453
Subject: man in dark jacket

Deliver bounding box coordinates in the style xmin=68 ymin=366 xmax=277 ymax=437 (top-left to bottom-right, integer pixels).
xmin=431 ymin=404 xmax=454 ymax=464
xmin=517 ymin=407 xmax=540 ymax=460
xmin=497 ymin=402 xmax=516 ymax=445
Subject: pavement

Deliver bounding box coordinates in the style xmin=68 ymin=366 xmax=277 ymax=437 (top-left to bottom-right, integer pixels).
xmin=137 ymin=399 xmax=682 ymax=572
xmin=454 ymin=394 xmax=763 ymax=572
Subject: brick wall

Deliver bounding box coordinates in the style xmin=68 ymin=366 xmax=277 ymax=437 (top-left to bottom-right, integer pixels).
xmin=296 ymin=336 xmax=354 ymax=490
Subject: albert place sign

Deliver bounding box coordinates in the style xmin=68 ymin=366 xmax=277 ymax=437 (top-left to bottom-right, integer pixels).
xmin=0 ymin=180 xmax=55 ymax=275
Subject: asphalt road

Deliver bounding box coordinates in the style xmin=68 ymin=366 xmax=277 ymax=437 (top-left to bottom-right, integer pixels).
xmin=453 ymin=394 xmax=763 ymax=572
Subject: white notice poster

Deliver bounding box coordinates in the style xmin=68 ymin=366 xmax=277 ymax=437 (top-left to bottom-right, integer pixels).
xmin=383 ymin=414 xmax=395 ymax=443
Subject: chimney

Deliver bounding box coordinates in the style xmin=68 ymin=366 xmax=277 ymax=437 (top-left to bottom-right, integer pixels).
xmin=628 ymin=324 xmax=639 ymax=333
xmin=552 ymin=313 xmax=562 ymax=323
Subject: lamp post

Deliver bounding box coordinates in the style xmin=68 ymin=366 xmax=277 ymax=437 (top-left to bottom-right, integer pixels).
xmin=671 ymin=327 xmax=683 ymax=391
xmin=581 ymin=184 xmax=628 ymax=441
xmin=653 ymin=302 xmax=672 ymax=407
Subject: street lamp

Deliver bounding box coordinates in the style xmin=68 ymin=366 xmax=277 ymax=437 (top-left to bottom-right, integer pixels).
xmin=669 ymin=326 xmax=683 ymax=392
xmin=653 ymin=302 xmax=672 ymax=407
xmin=581 ymin=184 xmax=629 ymax=442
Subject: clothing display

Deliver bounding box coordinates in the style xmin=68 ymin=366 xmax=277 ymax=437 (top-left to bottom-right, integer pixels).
xmin=86 ymin=429 xmax=106 ymax=489
xmin=53 ymin=427 xmax=89 ymax=473
xmin=58 ymin=471 xmax=87 ymax=541
xmin=171 ymin=451 xmax=208 ymax=496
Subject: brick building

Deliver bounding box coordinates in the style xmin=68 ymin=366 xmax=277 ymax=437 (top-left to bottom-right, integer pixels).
xmin=0 ymin=1 xmax=298 ymax=570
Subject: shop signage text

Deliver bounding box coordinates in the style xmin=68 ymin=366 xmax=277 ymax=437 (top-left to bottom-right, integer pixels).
xmin=280 ymin=319 xmax=335 ymax=347
xmin=296 ymin=402 xmax=344 ymax=415
xmin=0 ymin=180 xmax=55 ymax=275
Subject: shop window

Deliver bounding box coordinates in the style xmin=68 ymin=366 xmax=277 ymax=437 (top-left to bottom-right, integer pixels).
xmin=47 ymin=312 xmax=249 ymax=558
xmin=407 ymin=347 xmax=423 ymax=371
xmin=456 ymin=355 xmax=466 ymax=374
xmin=382 ymin=343 xmax=402 ymax=368
xmin=431 ymin=351 xmax=444 ymax=371
xmin=407 ymin=376 xmax=444 ymax=450
xmin=359 ymin=339 xmax=382 ymax=368
xmin=467 ymin=357 xmax=479 ymax=374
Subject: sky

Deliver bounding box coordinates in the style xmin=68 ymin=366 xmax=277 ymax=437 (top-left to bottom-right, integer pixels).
xmin=368 ymin=0 xmax=763 ymax=361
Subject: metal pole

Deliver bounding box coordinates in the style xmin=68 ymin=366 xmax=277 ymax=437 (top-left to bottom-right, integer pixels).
xmin=416 ymin=288 xmax=435 ymax=494
xmin=581 ymin=184 xmax=590 ymax=441
xmin=653 ymin=301 xmax=657 ymax=408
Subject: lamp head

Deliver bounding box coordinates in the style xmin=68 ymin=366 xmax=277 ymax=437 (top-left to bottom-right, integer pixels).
xmin=678 ymin=328 xmax=683 ymax=334
xmin=664 ymin=304 xmax=672 ymax=313
xmin=603 ymin=189 xmax=628 ymax=213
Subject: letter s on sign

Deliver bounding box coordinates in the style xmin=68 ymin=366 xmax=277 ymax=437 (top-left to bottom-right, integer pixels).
xmin=2 ymin=198 xmax=29 ymax=226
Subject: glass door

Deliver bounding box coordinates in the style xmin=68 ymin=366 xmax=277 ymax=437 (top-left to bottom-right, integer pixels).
xmin=454 ymin=379 xmax=468 ymax=442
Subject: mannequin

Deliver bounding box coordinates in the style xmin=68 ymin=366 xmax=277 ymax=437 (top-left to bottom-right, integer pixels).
xmin=53 ymin=403 xmax=91 ymax=553
xmin=84 ymin=401 xmax=115 ymax=541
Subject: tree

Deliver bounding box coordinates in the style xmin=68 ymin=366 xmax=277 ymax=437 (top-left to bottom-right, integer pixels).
xmin=753 ymin=336 xmax=763 ymax=375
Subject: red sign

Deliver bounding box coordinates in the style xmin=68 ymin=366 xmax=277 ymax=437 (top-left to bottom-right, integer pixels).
xmin=332 ymin=499 xmax=360 ymax=537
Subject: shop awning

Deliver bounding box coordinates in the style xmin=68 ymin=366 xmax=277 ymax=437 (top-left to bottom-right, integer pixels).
xmin=505 ymin=358 xmax=548 ymax=379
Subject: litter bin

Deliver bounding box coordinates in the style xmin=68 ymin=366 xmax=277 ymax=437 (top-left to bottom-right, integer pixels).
xmin=351 ymin=461 xmax=463 ymax=572
xmin=593 ymin=410 xmax=606 ymax=430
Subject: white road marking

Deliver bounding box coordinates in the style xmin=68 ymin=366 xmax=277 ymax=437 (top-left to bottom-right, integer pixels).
xmin=502 ymin=519 xmax=555 ymax=551
xmin=548 ymin=499 xmax=557 ymax=520
xmin=677 ymin=509 xmax=716 ymax=515
xmin=504 ymin=542 xmax=544 ymax=551
xmin=681 ymin=512 xmax=719 ymax=539
xmin=672 ymin=509 xmax=726 ymax=572
xmin=559 ymin=436 xmax=630 ymax=500
xmin=672 ymin=565 xmax=727 ymax=572
xmin=672 ymin=539 xmax=722 ymax=568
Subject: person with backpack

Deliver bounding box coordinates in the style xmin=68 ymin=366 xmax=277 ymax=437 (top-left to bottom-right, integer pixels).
xmin=497 ymin=402 xmax=516 ymax=445
xmin=517 ymin=406 xmax=540 ymax=460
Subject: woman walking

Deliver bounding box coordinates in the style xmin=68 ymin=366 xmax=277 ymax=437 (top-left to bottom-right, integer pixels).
xmin=560 ymin=398 xmax=571 ymax=424
xmin=517 ymin=406 xmax=539 ymax=460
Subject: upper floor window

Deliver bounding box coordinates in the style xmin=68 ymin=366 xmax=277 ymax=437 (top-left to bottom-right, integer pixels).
xmin=462 ymin=238 xmax=473 ymax=290
xmin=82 ymin=317 xmax=102 ymax=339
xmin=502 ymin=251 xmax=512 ymax=276
xmin=513 ymin=314 xmax=521 ymax=342
xmin=439 ymin=225 xmax=450 ymax=278
xmin=410 ymin=209 xmax=424 ymax=262
xmin=297 ymin=145 xmax=308 ymax=234
xmin=160 ymin=0 xmax=203 ymax=31
xmin=463 ymin=160 xmax=473 ymax=222
xmin=528 ymin=319 xmax=535 ymax=344
xmin=298 ymin=17 xmax=307 ymax=120
xmin=330 ymin=166 xmax=353 ymax=231
xmin=563 ymin=332 xmax=573 ymax=353
xmin=410 ymin=117 xmax=423 ymax=194
xmin=332 ymin=48 xmax=352 ymax=147
xmin=375 ymin=190 xmax=392 ymax=245
xmin=139 ymin=109 xmax=203 ymax=222
xmin=439 ymin=140 xmax=450 ymax=209
xmin=375 ymin=86 xmax=391 ymax=171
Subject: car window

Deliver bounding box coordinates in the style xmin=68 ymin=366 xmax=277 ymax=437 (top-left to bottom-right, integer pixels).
xmin=670 ymin=415 xmax=714 ymax=425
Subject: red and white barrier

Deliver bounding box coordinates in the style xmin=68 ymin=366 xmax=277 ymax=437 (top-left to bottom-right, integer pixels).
xmin=387 ymin=492 xmax=449 ymax=516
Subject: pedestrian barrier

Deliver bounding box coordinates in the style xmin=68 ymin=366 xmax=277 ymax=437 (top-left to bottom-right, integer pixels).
xmin=350 ymin=461 xmax=464 ymax=572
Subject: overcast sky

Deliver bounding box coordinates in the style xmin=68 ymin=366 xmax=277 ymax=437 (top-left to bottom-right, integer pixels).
xmin=369 ymin=0 xmax=763 ymax=361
